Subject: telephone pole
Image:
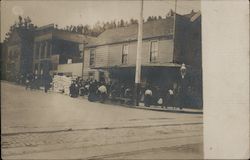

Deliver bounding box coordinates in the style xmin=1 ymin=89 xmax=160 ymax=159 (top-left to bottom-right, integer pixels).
xmin=173 ymin=0 xmax=177 ymax=57
xmin=135 ymin=0 xmax=143 ymax=106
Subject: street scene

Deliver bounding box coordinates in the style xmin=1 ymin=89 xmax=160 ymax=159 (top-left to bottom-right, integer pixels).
xmin=2 ymin=81 xmax=203 ymax=159
xmin=1 ymin=0 xmax=203 ymax=159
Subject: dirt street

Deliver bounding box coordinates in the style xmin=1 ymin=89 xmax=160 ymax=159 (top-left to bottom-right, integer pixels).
xmin=1 ymin=81 xmax=203 ymax=159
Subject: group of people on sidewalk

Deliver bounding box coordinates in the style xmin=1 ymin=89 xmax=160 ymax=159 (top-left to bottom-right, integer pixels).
xmin=68 ymin=78 xmax=187 ymax=109
xmin=16 ymin=73 xmax=189 ymax=109
xmin=14 ymin=73 xmax=52 ymax=92
xmin=143 ymin=84 xmax=182 ymax=109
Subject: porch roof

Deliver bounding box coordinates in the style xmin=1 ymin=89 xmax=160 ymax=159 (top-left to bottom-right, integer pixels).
xmin=91 ymin=62 xmax=182 ymax=69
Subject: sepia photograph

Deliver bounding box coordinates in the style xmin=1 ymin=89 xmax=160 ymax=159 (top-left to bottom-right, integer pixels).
xmin=1 ymin=0 xmax=204 ymax=159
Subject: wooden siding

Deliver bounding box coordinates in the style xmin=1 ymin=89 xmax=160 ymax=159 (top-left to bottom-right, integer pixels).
xmin=158 ymin=39 xmax=174 ymax=63
xmin=85 ymin=38 xmax=174 ymax=68
xmin=83 ymin=38 xmax=174 ymax=80
xmin=57 ymin=63 xmax=83 ymax=76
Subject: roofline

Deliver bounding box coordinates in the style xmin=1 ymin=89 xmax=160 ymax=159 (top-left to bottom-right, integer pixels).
xmin=36 ymin=24 xmax=55 ymax=31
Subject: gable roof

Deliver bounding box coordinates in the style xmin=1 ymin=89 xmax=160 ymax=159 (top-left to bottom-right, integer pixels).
xmin=85 ymin=11 xmax=201 ymax=48
xmin=87 ymin=17 xmax=174 ymax=47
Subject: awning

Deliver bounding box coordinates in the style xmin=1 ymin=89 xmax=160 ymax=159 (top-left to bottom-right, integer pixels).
xmin=91 ymin=62 xmax=182 ymax=69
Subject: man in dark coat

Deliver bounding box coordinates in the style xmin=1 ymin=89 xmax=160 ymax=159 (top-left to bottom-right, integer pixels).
xmin=70 ymin=81 xmax=77 ymax=98
xmin=44 ymin=74 xmax=52 ymax=93
xmin=88 ymin=81 xmax=96 ymax=102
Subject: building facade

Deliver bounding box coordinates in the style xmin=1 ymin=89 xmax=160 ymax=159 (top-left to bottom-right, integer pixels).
xmin=83 ymin=11 xmax=202 ymax=107
xmin=33 ymin=24 xmax=93 ymax=76
xmin=3 ymin=29 xmax=34 ymax=81
xmin=2 ymin=23 xmax=95 ymax=80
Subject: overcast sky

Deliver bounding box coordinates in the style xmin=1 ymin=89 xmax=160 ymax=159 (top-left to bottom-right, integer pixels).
xmin=1 ymin=0 xmax=200 ymax=42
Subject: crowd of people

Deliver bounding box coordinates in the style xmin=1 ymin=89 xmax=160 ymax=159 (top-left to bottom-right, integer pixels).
xmin=67 ymin=78 xmax=188 ymax=109
xmin=14 ymin=73 xmax=52 ymax=92
xmin=14 ymin=74 xmax=192 ymax=109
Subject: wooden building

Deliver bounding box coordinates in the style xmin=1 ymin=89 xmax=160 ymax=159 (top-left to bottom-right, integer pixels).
xmin=83 ymin=11 xmax=202 ymax=107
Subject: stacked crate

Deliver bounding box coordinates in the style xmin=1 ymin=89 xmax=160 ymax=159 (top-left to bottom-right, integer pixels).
xmin=52 ymin=75 xmax=73 ymax=95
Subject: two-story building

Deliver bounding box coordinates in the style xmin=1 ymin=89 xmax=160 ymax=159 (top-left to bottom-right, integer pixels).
xmin=33 ymin=24 xmax=95 ymax=77
xmin=2 ymin=23 xmax=96 ymax=80
xmin=83 ymin=11 xmax=202 ymax=107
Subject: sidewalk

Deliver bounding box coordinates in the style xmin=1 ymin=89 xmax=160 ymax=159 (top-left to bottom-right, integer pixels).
xmin=77 ymin=95 xmax=203 ymax=114
xmin=136 ymin=103 xmax=203 ymax=114
xmin=61 ymin=92 xmax=203 ymax=114
xmin=2 ymin=81 xmax=203 ymax=114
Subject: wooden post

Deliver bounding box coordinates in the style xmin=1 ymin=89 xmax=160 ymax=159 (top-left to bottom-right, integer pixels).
xmin=173 ymin=0 xmax=177 ymax=59
xmin=135 ymin=0 xmax=143 ymax=106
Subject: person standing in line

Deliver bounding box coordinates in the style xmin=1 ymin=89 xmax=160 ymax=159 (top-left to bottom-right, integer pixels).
xmin=167 ymin=88 xmax=174 ymax=108
xmin=25 ymin=73 xmax=31 ymax=90
xmin=70 ymin=81 xmax=77 ymax=98
xmin=33 ymin=74 xmax=39 ymax=90
xmin=44 ymin=74 xmax=52 ymax=93
xmin=30 ymin=73 xmax=35 ymax=90
xmin=98 ymin=83 xmax=107 ymax=103
xmin=144 ymin=86 xmax=153 ymax=107
xmin=88 ymin=81 xmax=96 ymax=102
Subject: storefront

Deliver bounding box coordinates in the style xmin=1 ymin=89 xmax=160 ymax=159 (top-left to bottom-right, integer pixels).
xmin=94 ymin=63 xmax=202 ymax=108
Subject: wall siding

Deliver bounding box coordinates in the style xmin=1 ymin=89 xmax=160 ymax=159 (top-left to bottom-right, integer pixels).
xmin=95 ymin=46 xmax=109 ymax=68
xmin=57 ymin=63 xmax=82 ymax=76
xmin=104 ymin=38 xmax=173 ymax=67
xmin=108 ymin=44 xmax=123 ymax=66
xmin=158 ymin=39 xmax=174 ymax=63
xmin=83 ymin=38 xmax=174 ymax=80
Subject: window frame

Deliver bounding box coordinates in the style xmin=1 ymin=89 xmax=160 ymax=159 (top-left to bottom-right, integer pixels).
xmin=121 ymin=44 xmax=129 ymax=64
xmin=35 ymin=43 xmax=40 ymax=59
xmin=150 ymin=40 xmax=159 ymax=63
xmin=89 ymin=48 xmax=95 ymax=67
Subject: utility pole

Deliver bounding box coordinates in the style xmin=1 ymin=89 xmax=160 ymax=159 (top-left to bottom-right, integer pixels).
xmin=173 ymin=0 xmax=177 ymax=59
xmin=135 ymin=0 xmax=143 ymax=106
xmin=81 ymin=40 xmax=85 ymax=79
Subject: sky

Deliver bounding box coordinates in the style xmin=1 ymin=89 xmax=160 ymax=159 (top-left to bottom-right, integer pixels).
xmin=1 ymin=0 xmax=200 ymax=42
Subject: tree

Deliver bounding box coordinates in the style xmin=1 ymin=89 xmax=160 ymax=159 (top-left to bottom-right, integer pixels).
xmin=147 ymin=16 xmax=153 ymax=22
xmin=130 ymin=18 xmax=138 ymax=24
xmin=4 ymin=16 xmax=36 ymax=42
xmin=76 ymin=25 xmax=84 ymax=34
xmin=120 ymin=19 xmax=125 ymax=27
xmin=72 ymin=26 xmax=77 ymax=32
xmin=18 ymin=16 xmax=23 ymax=27
xmin=69 ymin=25 xmax=73 ymax=31
xmin=111 ymin=20 xmax=117 ymax=28
xmin=83 ymin=25 xmax=91 ymax=35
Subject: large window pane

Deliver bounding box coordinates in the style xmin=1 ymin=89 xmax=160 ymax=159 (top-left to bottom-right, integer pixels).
xmin=150 ymin=41 xmax=158 ymax=62
xmin=89 ymin=49 xmax=95 ymax=66
xmin=122 ymin=44 xmax=128 ymax=64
